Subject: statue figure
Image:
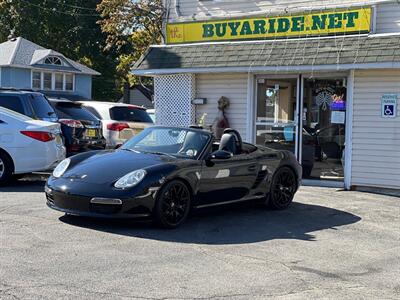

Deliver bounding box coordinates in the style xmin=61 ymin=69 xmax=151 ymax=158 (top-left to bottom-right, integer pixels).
xmin=212 ymin=96 xmax=230 ymax=139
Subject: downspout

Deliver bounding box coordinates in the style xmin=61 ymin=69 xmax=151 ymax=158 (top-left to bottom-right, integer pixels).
xmin=174 ymin=0 xmax=182 ymax=17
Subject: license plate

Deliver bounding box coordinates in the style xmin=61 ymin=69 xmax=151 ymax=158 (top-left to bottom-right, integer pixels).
xmin=86 ymin=129 xmax=97 ymax=137
xmin=134 ymin=128 xmax=143 ymax=135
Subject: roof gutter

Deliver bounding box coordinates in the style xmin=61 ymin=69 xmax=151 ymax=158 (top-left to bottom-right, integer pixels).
xmin=133 ymin=62 xmax=400 ymax=76
xmin=0 ymin=64 xmax=101 ymax=76
xmin=150 ymin=32 xmax=400 ymax=49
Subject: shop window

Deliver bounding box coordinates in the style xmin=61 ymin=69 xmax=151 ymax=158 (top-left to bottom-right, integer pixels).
xmin=303 ymin=79 xmax=346 ymax=181
xmin=256 ymin=78 xmax=297 ymax=155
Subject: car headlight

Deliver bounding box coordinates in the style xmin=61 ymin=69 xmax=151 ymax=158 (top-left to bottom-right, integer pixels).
xmin=52 ymin=158 xmax=71 ymax=178
xmin=114 ymin=169 xmax=147 ymax=189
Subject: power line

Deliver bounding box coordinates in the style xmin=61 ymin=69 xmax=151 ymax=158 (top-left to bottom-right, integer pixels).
xmin=19 ymin=0 xmax=100 ymax=17
xmin=44 ymin=0 xmax=98 ymax=11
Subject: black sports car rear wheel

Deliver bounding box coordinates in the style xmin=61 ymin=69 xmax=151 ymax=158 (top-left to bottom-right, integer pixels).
xmin=154 ymin=180 xmax=191 ymax=229
xmin=267 ymin=167 xmax=297 ymax=210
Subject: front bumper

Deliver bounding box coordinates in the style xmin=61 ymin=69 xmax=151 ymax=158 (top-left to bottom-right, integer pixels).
xmin=45 ymin=185 xmax=157 ymax=219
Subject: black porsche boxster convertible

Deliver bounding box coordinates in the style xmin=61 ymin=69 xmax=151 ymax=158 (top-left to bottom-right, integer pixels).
xmin=46 ymin=126 xmax=302 ymax=228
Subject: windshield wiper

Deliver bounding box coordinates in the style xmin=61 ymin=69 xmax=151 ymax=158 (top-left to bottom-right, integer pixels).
xmin=120 ymin=148 xmax=138 ymax=153
xmin=141 ymin=150 xmax=176 ymax=158
xmin=121 ymin=148 xmax=175 ymax=158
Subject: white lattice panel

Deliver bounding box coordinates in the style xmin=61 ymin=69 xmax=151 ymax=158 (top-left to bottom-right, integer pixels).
xmin=154 ymin=74 xmax=195 ymax=127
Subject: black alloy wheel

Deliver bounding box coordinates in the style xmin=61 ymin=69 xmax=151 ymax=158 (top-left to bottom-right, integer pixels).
xmin=267 ymin=167 xmax=297 ymax=210
xmin=154 ymin=180 xmax=191 ymax=228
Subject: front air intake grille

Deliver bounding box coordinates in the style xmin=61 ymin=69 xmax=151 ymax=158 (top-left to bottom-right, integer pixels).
xmin=46 ymin=194 xmax=55 ymax=205
xmin=90 ymin=203 xmax=121 ymax=214
xmin=252 ymin=170 xmax=268 ymax=189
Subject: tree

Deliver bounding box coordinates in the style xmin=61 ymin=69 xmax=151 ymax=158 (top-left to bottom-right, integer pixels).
xmin=0 ymin=0 xmax=120 ymax=100
xmin=97 ymin=0 xmax=165 ymax=87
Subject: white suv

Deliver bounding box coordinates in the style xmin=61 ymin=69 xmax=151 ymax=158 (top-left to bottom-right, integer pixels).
xmin=79 ymin=101 xmax=153 ymax=148
xmin=0 ymin=107 xmax=66 ymax=185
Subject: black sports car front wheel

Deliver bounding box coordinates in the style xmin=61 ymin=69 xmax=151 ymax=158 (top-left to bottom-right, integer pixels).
xmin=267 ymin=167 xmax=297 ymax=210
xmin=154 ymin=180 xmax=191 ymax=229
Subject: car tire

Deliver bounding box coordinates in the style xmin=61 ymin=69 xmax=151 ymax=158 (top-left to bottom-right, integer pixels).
xmin=0 ymin=152 xmax=13 ymax=186
xmin=153 ymin=180 xmax=191 ymax=229
xmin=266 ymin=167 xmax=297 ymax=210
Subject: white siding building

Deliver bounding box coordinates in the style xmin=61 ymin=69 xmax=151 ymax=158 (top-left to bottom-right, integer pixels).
xmin=134 ymin=0 xmax=400 ymax=191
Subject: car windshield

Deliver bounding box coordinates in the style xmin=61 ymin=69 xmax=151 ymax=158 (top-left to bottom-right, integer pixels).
xmin=122 ymin=127 xmax=211 ymax=159
xmin=110 ymin=106 xmax=153 ymax=123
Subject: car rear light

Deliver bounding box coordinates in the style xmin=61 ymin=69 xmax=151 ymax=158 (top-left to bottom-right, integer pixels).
xmin=107 ymin=123 xmax=130 ymax=131
xmin=59 ymin=119 xmax=84 ymax=128
xmin=20 ymin=131 xmax=55 ymax=142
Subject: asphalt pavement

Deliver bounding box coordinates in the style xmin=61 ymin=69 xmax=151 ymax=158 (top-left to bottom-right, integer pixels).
xmin=0 ymin=179 xmax=399 ymax=299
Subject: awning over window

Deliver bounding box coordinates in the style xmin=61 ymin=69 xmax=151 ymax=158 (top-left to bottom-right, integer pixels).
xmin=133 ymin=34 xmax=400 ymax=75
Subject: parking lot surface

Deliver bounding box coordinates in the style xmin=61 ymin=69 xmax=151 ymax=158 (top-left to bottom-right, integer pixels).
xmin=0 ymin=180 xmax=399 ymax=299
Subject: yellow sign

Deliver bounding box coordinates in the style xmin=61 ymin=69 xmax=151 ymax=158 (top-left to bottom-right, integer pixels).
xmin=167 ymin=7 xmax=372 ymax=44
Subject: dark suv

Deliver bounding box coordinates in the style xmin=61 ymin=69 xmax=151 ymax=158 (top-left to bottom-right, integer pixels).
xmin=0 ymin=88 xmax=58 ymax=121
xmin=47 ymin=98 xmax=106 ymax=155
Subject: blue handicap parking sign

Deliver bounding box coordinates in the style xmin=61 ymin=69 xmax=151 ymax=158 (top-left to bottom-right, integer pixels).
xmin=381 ymin=94 xmax=397 ymax=118
xmin=384 ymin=105 xmax=394 ymax=116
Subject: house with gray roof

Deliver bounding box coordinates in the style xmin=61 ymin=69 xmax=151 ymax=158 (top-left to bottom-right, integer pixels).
xmin=0 ymin=36 xmax=100 ymax=99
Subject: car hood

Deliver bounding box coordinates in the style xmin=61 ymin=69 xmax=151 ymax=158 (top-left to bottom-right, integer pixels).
xmin=63 ymin=149 xmax=179 ymax=184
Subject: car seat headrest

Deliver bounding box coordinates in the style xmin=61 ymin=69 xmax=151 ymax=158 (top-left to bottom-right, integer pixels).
xmin=219 ymin=133 xmax=237 ymax=154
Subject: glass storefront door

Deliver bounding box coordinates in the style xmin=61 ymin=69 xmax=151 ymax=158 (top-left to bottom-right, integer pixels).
xmin=255 ymin=77 xmax=299 ymax=158
xmin=302 ymin=78 xmax=346 ymax=181
xmin=255 ymin=75 xmax=347 ymax=182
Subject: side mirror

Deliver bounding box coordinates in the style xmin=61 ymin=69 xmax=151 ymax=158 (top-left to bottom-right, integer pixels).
xmin=209 ymin=150 xmax=233 ymax=160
